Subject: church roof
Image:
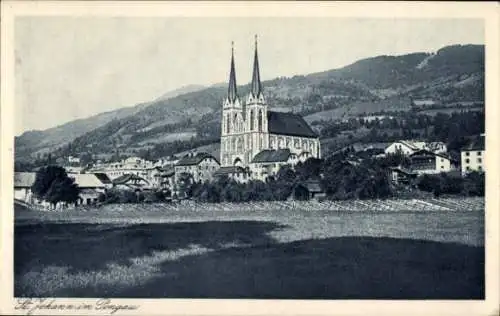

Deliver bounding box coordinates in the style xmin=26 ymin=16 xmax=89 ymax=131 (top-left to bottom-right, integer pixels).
xmin=267 ymin=111 xmax=318 ymax=138
xmin=251 ymin=149 xmax=292 ymax=163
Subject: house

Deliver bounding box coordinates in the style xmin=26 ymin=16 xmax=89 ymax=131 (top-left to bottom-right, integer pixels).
xmin=70 ymin=173 xmax=107 ymax=205
xmin=92 ymin=173 xmax=113 ymax=189
xmin=461 ymin=135 xmax=485 ymax=175
xmin=64 ymin=166 xmax=84 ymax=174
xmin=384 ymin=140 xmax=447 ymax=156
xmin=213 ymin=166 xmax=251 ymax=183
xmin=155 ymin=155 xmax=179 ymax=168
xmin=14 ymin=172 xmax=36 ymax=203
xmin=249 ymin=148 xmax=297 ymax=181
xmin=14 ymin=172 xmax=107 ymax=207
xmin=112 ymin=174 xmax=151 ymax=191
xmin=174 ymin=152 xmax=220 ymax=184
xmin=426 ymin=142 xmax=448 ymax=154
xmin=158 ymin=166 xmax=175 ymax=190
xmin=411 ymin=99 xmax=439 ymax=109
xmin=88 ymin=156 xmax=155 ymax=181
xmin=385 ymin=140 xmax=427 ymax=156
xmin=387 ymin=167 xmax=418 ymax=185
xmin=409 ymin=150 xmax=457 ymax=175
xmin=360 ymin=115 xmax=394 ymax=123
xmin=68 ymin=156 xmax=80 ymax=164
xmin=293 ymin=180 xmax=326 ymax=200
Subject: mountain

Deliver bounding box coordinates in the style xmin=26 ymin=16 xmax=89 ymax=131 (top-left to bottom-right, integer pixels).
xmin=15 ymin=84 xmax=206 ymax=159
xmin=14 ymin=103 xmax=148 ymax=159
xmin=154 ymin=84 xmax=206 ymax=101
xmin=15 ymin=44 xmax=484 ymax=163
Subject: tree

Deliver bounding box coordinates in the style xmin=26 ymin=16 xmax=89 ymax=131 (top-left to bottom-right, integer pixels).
xmin=177 ymin=172 xmax=194 ymax=198
xmin=31 ymin=166 xmax=80 ymax=208
xmin=295 ymin=158 xmax=323 ymax=180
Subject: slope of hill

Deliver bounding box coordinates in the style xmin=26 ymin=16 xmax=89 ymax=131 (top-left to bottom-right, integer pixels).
xmin=154 ymin=84 xmax=206 ymax=101
xmin=14 ymin=103 xmax=148 ymax=158
xmin=14 ymin=84 xmax=208 ymax=159
xmin=15 ymin=44 xmax=484 ymax=163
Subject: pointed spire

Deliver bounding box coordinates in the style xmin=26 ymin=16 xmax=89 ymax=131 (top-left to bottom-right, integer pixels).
xmin=227 ymin=41 xmax=238 ymax=103
xmin=251 ymin=34 xmax=262 ymax=98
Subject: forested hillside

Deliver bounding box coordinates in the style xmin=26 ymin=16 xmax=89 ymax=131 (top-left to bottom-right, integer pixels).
xmin=15 ymin=44 xmax=484 ymax=166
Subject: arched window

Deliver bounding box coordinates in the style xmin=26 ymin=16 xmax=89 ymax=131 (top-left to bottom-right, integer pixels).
xmin=250 ymin=110 xmax=255 ymax=131
xmin=226 ymin=115 xmax=230 ymax=134
xmin=233 ymin=113 xmax=238 ymax=133
xmin=258 ymin=109 xmax=263 ymax=131
xmin=237 ymin=137 xmax=243 ymax=152
xmin=223 ymin=114 xmax=226 ymax=134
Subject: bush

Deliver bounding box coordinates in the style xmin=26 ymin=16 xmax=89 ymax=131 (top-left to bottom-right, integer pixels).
xmin=103 ymin=189 xmax=138 ymax=204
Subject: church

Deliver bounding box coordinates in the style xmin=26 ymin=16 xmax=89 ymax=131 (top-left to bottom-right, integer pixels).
xmin=220 ymin=36 xmax=321 ymax=169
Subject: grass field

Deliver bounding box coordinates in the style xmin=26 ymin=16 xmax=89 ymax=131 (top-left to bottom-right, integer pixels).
xmin=14 ymin=199 xmax=484 ymax=299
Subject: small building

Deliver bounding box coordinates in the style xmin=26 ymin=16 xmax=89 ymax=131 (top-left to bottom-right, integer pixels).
xmin=409 ymin=149 xmax=457 ymax=175
xmin=70 ymin=173 xmax=107 ymax=205
xmin=387 ymin=167 xmax=418 ymax=185
xmin=158 ymin=166 xmax=175 ymax=189
xmin=385 ymin=140 xmax=427 ymax=156
xmin=88 ymin=156 xmax=155 ymax=181
xmin=249 ymin=148 xmax=297 ymax=182
xmin=64 ymin=166 xmax=84 ymax=174
xmin=294 ymin=180 xmax=326 ymax=200
xmin=385 ymin=140 xmax=447 ymax=156
xmin=112 ymin=174 xmax=151 ymax=191
xmin=411 ymin=99 xmax=439 ymax=109
xmin=68 ymin=156 xmax=81 ymax=164
xmin=461 ymin=135 xmax=485 ymax=175
xmin=174 ymin=152 xmax=220 ymax=184
xmin=213 ymin=166 xmax=251 ymax=183
xmin=360 ymin=115 xmax=394 ymax=123
xmin=14 ymin=172 xmax=36 ymax=203
xmin=155 ymin=155 xmax=179 ymax=168
xmin=92 ymin=173 xmax=113 ymax=189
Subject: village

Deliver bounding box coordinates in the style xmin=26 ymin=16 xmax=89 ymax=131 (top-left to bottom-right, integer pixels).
xmin=13 ymin=37 xmax=486 ymax=210
xmin=14 ymin=134 xmax=485 ymax=210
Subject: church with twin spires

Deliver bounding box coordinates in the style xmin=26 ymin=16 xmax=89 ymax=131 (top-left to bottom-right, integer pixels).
xmin=220 ymin=36 xmax=321 ymax=168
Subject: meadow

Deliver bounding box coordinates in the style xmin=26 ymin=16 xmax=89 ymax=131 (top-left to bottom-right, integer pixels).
xmin=14 ymin=198 xmax=484 ymax=299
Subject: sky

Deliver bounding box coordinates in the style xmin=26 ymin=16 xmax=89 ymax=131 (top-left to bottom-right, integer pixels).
xmin=14 ymin=17 xmax=484 ymax=135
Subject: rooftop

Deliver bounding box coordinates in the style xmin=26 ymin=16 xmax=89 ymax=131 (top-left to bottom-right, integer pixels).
xmin=463 ymin=135 xmax=485 ymax=151
xmin=92 ymin=173 xmax=112 ymax=184
xmin=213 ymin=166 xmax=248 ymax=176
xmin=251 ymin=149 xmax=292 ymax=163
xmin=267 ymin=111 xmax=318 ymax=138
xmin=303 ymin=180 xmax=323 ymax=193
xmin=176 ymin=152 xmax=220 ymax=166
xmin=70 ymin=174 xmax=107 ymax=188
xmin=14 ymin=172 xmax=36 ymax=188
xmin=112 ymin=174 xmax=149 ymax=185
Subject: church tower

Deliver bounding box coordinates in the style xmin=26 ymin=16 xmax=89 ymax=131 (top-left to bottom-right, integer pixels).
xmin=244 ymin=35 xmax=268 ymax=164
xmin=221 ymin=42 xmax=245 ymax=167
